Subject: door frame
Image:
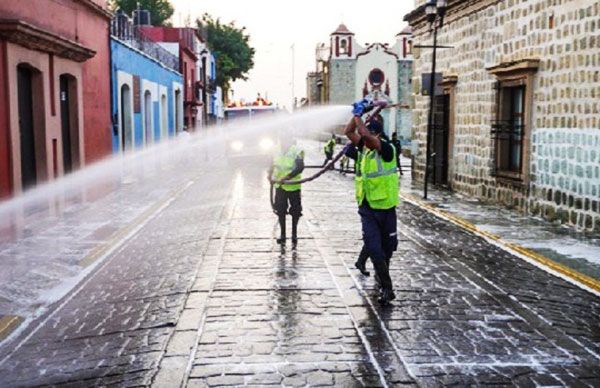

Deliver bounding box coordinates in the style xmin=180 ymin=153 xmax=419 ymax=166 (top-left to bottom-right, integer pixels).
xmin=119 ymin=82 xmax=133 ymax=152
xmin=59 ymin=73 xmax=80 ymax=173
xmin=432 ymin=93 xmax=450 ymax=187
xmin=16 ymin=63 xmax=46 ymax=190
xmin=439 ymin=75 xmax=457 ymax=188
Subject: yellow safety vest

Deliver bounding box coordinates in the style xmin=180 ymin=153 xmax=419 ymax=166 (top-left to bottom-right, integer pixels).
xmin=273 ymin=145 xmax=303 ymax=192
xmin=324 ymin=139 xmax=335 ymax=154
xmin=355 ymin=145 xmax=399 ymax=209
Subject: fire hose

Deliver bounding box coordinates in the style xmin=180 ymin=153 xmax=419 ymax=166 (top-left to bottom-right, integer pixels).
xmin=269 ymin=102 xmax=391 ymax=212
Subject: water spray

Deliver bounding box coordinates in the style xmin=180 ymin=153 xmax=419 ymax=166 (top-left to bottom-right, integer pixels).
xmin=269 ymin=101 xmax=388 ymax=212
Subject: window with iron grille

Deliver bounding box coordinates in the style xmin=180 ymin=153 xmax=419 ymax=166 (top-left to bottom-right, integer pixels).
xmin=492 ymin=83 xmax=525 ymax=175
xmin=487 ymin=59 xmax=539 ymax=183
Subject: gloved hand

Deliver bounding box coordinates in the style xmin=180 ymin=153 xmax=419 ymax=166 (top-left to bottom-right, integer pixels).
xmin=342 ymin=143 xmax=353 ymax=154
xmin=352 ymin=100 xmax=366 ymax=117
xmin=362 ymin=97 xmax=375 ymax=113
xmin=352 ymin=98 xmax=374 ymax=116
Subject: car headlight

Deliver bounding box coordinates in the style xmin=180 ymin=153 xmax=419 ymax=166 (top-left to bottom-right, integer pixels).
xmin=230 ymin=141 xmax=244 ymax=151
xmin=259 ymin=138 xmax=274 ymax=151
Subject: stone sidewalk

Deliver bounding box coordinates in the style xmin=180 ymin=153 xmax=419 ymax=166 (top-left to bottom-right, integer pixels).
xmin=0 ymin=160 xmax=599 ymax=386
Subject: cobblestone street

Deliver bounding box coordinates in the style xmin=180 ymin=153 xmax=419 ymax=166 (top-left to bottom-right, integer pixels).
xmin=0 ymin=154 xmax=599 ymax=387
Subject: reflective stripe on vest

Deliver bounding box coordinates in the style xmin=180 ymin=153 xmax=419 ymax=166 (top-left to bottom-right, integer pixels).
xmin=355 ymin=145 xmax=399 ymax=209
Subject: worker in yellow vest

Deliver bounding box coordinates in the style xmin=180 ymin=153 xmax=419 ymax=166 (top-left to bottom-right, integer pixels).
xmin=344 ymin=99 xmax=399 ymax=305
xmin=323 ymin=134 xmax=336 ymax=168
xmin=270 ymin=137 xmax=305 ymax=246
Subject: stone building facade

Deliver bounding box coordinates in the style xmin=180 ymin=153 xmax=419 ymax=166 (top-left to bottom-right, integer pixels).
xmin=405 ymin=0 xmax=600 ymax=232
xmin=306 ymin=24 xmax=414 ymax=141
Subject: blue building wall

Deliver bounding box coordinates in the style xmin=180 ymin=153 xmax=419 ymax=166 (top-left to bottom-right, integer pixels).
xmin=110 ymin=38 xmax=183 ymax=153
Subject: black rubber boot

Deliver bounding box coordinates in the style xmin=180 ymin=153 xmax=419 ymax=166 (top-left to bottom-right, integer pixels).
xmin=370 ymin=255 xmax=393 ymax=295
xmin=291 ymin=215 xmax=299 ymax=246
xmin=354 ymin=261 xmax=370 ymax=276
xmin=378 ymin=288 xmax=396 ymax=306
xmin=354 ymin=246 xmax=370 ymax=276
xmin=277 ymin=214 xmax=286 ymax=245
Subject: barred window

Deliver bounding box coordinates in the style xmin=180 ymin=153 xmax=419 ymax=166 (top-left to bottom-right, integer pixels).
xmin=487 ymin=59 xmax=539 ymax=183
xmin=493 ymin=84 xmax=525 ymax=174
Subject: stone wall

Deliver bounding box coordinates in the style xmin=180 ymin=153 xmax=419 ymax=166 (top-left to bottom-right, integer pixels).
xmin=328 ymin=60 xmax=356 ymax=105
xmin=408 ymin=0 xmax=600 ymax=232
xmin=306 ymin=72 xmax=320 ymax=105
xmin=531 ymin=128 xmax=600 ymax=230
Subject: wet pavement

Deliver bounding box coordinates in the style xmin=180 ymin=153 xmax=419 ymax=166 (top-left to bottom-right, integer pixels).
xmin=396 ymin=157 xmax=600 ymax=282
xmin=0 ymin=144 xmax=599 ymax=386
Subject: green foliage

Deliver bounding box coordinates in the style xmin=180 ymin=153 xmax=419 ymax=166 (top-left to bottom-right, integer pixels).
xmin=109 ymin=0 xmax=174 ymax=26
xmin=199 ymin=14 xmax=255 ymax=94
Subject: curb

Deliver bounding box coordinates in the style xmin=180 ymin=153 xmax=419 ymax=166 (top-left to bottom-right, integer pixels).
xmin=400 ymin=193 xmax=600 ymax=295
xmin=0 ymin=316 xmax=23 ymax=342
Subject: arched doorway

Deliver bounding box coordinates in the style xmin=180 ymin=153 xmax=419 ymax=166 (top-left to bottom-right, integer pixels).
xmin=174 ymin=89 xmax=181 ymax=133
xmin=160 ymin=94 xmax=167 ymax=139
xmin=120 ymin=84 xmax=133 ymax=151
xmin=59 ymin=74 xmax=79 ymax=173
xmin=17 ymin=64 xmax=45 ymax=190
xmin=144 ymin=90 xmax=152 ymax=145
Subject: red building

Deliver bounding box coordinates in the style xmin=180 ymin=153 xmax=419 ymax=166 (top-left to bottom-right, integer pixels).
xmin=0 ymin=0 xmax=112 ymax=198
xmin=140 ymin=27 xmax=203 ymax=130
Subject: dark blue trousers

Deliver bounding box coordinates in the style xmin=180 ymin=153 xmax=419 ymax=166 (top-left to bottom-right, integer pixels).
xmin=358 ymin=203 xmax=398 ymax=291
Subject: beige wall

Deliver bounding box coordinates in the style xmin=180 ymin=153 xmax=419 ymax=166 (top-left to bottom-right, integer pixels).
xmin=6 ymin=43 xmax=84 ymax=193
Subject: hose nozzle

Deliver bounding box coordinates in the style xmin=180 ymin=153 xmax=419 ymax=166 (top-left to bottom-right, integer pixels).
xmin=372 ymin=100 xmax=388 ymax=108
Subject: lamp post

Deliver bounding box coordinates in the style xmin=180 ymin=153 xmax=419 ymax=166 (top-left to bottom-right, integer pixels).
xmin=423 ymin=0 xmax=447 ymax=199
xmin=291 ymin=43 xmax=295 ymax=112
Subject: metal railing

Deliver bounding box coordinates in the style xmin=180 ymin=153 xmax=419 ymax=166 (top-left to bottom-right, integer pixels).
xmin=490 ymin=120 xmax=524 ymax=176
xmin=110 ymin=14 xmax=179 ymax=73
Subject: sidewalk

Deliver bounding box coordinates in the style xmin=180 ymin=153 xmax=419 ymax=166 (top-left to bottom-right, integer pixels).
xmin=394 ymin=155 xmax=600 ymax=285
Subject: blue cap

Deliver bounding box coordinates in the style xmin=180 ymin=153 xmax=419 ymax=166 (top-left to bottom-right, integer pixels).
xmin=366 ymin=120 xmax=383 ymax=135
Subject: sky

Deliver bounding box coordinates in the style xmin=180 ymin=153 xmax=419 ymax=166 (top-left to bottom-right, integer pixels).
xmin=170 ymin=0 xmax=414 ymax=110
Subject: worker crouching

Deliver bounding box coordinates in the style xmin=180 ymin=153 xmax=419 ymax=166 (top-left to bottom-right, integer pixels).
xmin=270 ymin=137 xmax=305 ymax=246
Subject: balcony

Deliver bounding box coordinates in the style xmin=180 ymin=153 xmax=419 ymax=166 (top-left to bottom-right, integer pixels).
xmin=110 ymin=13 xmax=179 ymax=72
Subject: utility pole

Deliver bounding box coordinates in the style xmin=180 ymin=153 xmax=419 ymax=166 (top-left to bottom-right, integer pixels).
xmin=420 ymin=0 xmax=449 ymax=199
xmin=424 ymin=26 xmax=438 ymax=200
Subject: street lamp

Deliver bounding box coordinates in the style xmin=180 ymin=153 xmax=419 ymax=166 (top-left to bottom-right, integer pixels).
xmin=423 ymin=0 xmax=447 ymax=199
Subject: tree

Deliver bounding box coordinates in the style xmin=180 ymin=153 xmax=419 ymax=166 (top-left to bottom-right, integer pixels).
xmin=199 ymin=14 xmax=255 ymax=98
xmin=109 ymin=0 xmax=174 ymax=26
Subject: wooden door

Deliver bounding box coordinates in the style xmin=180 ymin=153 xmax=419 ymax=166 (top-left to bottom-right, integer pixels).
xmin=17 ymin=66 xmax=36 ymax=189
xmin=433 ymin=94 xmax=449 ymax=186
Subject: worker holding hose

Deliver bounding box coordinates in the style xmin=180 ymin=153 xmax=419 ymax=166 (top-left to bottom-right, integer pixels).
xmin=269 ymin=136 xmax=305 ymax=246
xmin=323 ymin=134 xmax=337 ymax=168
xmin=344 ymin=98 xmax=399 ymax=305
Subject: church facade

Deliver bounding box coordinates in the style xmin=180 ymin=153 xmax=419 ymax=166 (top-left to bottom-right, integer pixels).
xmin=306 ymin=24 xmax=414 ymax=143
